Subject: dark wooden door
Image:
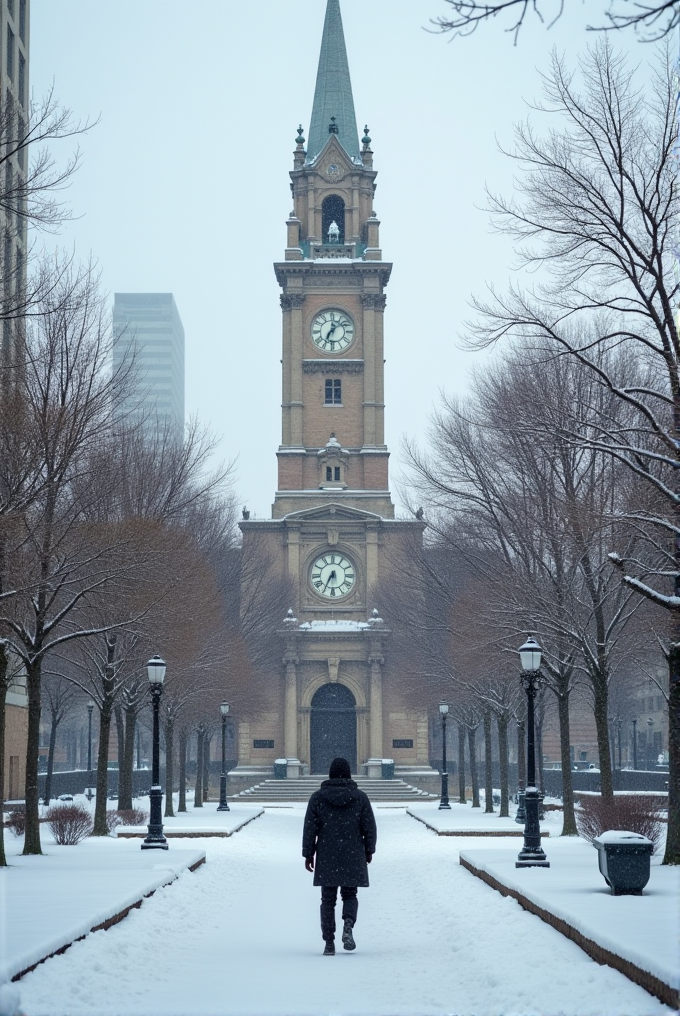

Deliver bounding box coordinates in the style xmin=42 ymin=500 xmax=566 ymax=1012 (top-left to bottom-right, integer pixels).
xmin=310 ymin=683 xmax=357 ymax=775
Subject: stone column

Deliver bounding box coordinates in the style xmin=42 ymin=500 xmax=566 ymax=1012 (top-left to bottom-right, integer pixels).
xmin=284 ymin=657 xmax=299 ymax=761
xmin=369 ymin=654 xmax=384 ymax=760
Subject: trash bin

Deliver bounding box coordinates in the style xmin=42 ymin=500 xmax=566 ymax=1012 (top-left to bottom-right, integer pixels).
xmin=381 ymin=759 xmax=395 ymax=780
xmin=593 ymin=831 xmax=653 ymax=895
xmin=274 ymin=758 xmax=287 ymax=780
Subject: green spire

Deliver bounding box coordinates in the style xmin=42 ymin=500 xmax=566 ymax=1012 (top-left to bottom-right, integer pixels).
xmin=307 ymin=0 xmax=360 ymax=164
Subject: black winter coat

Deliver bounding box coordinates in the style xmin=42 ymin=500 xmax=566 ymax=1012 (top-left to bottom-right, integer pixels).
xmin=302 ymin=778 xmax=377 ymax=887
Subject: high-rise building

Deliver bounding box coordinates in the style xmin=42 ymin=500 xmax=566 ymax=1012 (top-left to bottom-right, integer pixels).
xmin=112 ymin=292 xmax=185 ymax=440
xmin=1 ymin=0 xmax=29 ymax=802
xmin=1 ymin=0 xmax=29 ymax=365
xmin=236 ymin=0 xmax=433 ymax=783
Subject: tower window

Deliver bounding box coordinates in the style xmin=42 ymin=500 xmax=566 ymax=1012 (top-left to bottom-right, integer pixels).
xmin=334 ymin=466 xmax=341 ymax=481
xmin=325 ymin=378 xmax=341 ymax=404
xmin=322 ymin=194 xmax=345 ymax=244
xmin=19 ymin=0 xmax=26 ymax=42
xmin=18 ymin=53 xmax=24 ymax=107
xmin=326 ymin=466 xmax=332 ymax=481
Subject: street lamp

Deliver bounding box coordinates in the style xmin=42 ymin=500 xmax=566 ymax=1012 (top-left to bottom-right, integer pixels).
xmin=217 ymin=701 xmax=230 ymax=812
xmin=141 ymin=655 xmax=168 ymax=850
xmin=516 ymin=636 xmax=549 ymax=868
xmin=87 ymin=700 xmax=94 ymax=772
xmin=632 ymin=718 xmax=638 ymax=770
xmin=438 ymin=702 xmax=451 ymax=810
xmin=647 ymin=717 xmax=654 ymax=769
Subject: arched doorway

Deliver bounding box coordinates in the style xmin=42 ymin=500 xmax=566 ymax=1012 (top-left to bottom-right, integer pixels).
xmin=310 ymin=683 xmax=357 ymax=775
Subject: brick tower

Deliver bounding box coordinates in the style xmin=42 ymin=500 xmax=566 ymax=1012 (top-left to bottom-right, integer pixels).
xmin=237 ymin=0 xmax=428 ymax=779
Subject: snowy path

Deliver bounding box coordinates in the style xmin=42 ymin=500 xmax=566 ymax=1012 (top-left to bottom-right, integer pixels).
xmin=19 ymin=808 xmax=672 ymax=1016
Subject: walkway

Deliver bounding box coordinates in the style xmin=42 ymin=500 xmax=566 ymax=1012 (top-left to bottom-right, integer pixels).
xmin=18 ymin=808 xmax=671 ymax=1016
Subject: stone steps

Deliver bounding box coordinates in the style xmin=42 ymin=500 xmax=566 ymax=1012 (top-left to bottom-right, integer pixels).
xmin=232 ymin=776 xmax=438 ymax=803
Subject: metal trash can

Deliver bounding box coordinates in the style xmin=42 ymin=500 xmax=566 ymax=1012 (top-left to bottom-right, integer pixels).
xmin=381 ymin=759 xmax=395 ymax=780
xmin=274 ymin=758 xmax=287 ymax=780
xmin=593 ymin=831 xmax=653 ymax=895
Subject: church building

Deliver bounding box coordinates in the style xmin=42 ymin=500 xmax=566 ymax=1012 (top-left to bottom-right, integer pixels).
xmin=237 ymin=0 xmax=429 ymax=779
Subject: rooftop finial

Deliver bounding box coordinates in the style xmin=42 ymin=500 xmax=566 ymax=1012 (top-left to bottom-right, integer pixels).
xmin=296 ymin=125 xmax=306 ymax=148
xmin=362 ymin=125 xmax=372 ymax=148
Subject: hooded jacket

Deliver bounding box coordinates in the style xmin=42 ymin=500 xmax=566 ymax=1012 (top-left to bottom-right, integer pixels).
xmin=302 ymin=777 xmax=377 ymax=887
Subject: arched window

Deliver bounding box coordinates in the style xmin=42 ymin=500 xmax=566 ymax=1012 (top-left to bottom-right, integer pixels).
xmin=322 ymin=194 xmax=345 ymax=244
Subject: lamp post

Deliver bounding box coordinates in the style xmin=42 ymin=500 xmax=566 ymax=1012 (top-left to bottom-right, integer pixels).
xmin=516 ymin=636 xmax=549 ymax=868
xmin=647 ymin=717 xmax=654 ymax=769
xmin=141 ymin=655 xmax=168 ymax=850
xmin=438 ymin=702 xmax=451 ymax=810
xmin=86 ymin=700 xmax=95 ymax=772
xmin=632 ymin=718 xmax=638 ymax=769
xmin=217 ymin=701 xmax=230 ymax=811
xmin=617 ymin=718 xmax=622 ymax=771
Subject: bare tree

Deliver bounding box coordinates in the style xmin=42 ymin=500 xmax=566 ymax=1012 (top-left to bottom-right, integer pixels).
xmin=465 ymin=42 xmax=679 ymax=861
xmin=430 ymin=0 xmax=678 ymax=42
xmin=40 ymin=668 xmax=79 ymax=805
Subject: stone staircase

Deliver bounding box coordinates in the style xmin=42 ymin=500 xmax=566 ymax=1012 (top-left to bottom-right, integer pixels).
xmin=232 ymin=775 xmax=438 ymax=804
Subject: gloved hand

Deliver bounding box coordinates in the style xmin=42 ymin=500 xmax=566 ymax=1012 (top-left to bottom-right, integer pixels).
xmin=366 ymin=853 xmax=373 ymax=863
xmin=305 ymin=856 xmax=314 ymax=872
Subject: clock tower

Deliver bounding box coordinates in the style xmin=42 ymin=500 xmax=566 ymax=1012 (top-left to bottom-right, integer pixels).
xmin=238 ymin=0 xmax=429 ymax=780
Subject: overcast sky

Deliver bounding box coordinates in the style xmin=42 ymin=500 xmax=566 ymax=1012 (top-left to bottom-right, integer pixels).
xmin=30 ymin=1 xmax=657 ymax=517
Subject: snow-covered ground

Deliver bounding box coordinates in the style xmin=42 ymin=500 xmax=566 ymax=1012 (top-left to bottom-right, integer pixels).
xmin=116 ymin=800 xmax=263 ymax=838
xmin=407 ymin=799 xmax=561 ymax=835
xmin=14 ymin=806 xmax=675 ymax=1016
xmin=0 ymin=834 xmax=204 ymax=983
xmin=460 ymin=836 xmax=679 ymax=999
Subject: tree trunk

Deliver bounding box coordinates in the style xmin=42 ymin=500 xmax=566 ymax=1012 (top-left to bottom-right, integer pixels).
xmin=92 ymin=705 xmax=112 ymax=835
xmin=664 ymin=642 xmax=679 ymax=864
xmin=557 ymin=691 xmax=577 ymax=835
xmin=457 ymin=722 xmax=466 ymax=804
xmin=593 ymin=679 xmax=614 ymax=799
xmin=164 ymin=716 xmax=174 ymax=817
xmin=194 ymin=728 xmax=203 ymax=808
xmin=118 ymin=706 xmax=136 ymax=810
xmin=178 ymin=726 xmax=187 ymax=813
xmin=468 ymin=726 xmax=480 ymax=807
xmin=517 ymin=717 xmax=526 ymax=791
xmin=202 ymin=734 xmax=211 ymax=802
xmin=23 ymin=659 xmax=43 ymax=855
xmin=497 ymin=714 xmax=509 ymax=818
xmin=43 ymin=713 xmax=58 ymax=805
xmin=483 ymin=710 xmax=494 ymax=813
xmin=114 ymin=705 xmax=124 ymax=775
xmin=0 ymin=670 xmax=8 ymax=866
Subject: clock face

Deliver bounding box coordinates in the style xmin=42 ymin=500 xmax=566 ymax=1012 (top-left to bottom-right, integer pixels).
xmin=310 ymin=552 xmax=356 ymax=598
xmin=311 ymin=309 xmax=354 ymax=353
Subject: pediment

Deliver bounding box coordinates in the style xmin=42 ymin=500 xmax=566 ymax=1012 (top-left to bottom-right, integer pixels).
xmin=283 ymin=503 xmax=382 ymax=523
xmin=308 ymin=136 xmax=360 ymax=179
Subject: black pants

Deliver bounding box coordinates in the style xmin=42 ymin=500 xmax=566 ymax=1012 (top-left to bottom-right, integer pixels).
xmin=320 ymin=886 xmax=358 ymax=940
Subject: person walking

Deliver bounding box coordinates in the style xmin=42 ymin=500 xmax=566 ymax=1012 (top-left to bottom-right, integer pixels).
xmin=302 ymin=756 xmax=377 ymax=955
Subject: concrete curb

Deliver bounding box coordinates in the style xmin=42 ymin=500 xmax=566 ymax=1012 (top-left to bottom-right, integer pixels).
xmin=459 ymin=854 xmax=678 ymax=1010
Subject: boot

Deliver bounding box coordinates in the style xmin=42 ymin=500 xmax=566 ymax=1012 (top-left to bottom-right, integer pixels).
xmin=342 ymin=919 xmax=356 ymax=951
xmin=323 ymin=939 xmax=335 ymax=956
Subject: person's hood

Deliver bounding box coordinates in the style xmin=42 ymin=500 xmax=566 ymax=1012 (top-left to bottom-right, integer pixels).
xmin=318 ymin=777 xmax=360 ymax=807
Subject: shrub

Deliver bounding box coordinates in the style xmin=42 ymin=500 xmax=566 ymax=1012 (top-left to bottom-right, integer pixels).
xmin=6 ymin=810 xmax=25 ymax=836
xmin=116 ymin=808 xmax=148 ymax=826
xmin=576 ymin=794 xmax=664 ymax=852
xmin=105 ymin=808 xmax=149 ymax=833
xmin=46 ymin=803 xmax=93 ymax=845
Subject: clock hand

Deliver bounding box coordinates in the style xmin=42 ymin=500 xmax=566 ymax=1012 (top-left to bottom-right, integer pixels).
xmin=323 ymin=569 xmax=337 ymax=591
